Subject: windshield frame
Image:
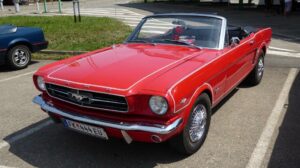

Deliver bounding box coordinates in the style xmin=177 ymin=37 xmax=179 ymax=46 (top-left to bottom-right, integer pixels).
xmin=125 ymin=13 xmax=227 ymax=50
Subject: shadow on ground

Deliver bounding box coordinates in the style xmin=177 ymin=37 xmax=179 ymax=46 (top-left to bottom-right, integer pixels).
xmin=267 ymin=71 xmax=300 ymax=168
xmin=0 ymin=60 xmax=39 ymax=72
xmin=5 ymin=122 xmax=185 ymax=168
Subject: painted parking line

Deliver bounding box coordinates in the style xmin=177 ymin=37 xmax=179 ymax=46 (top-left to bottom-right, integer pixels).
xmin=267 ymin=50 xmax=300 ymax=58
xmin=0 ymin=71 xmax=35 ymax=83
xmin=246 ymin=68 xmax=298 ymax=168
xmin=0 ymin=120 xmax=52 ymax=150
xmin=0 ymin=165 xmax=17 ymax=168
xmin=269 ymin=46 xmax=296 ymax=52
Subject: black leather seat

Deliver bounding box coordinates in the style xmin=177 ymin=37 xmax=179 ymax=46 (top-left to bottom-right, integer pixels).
xmin=228 ymin=25 xmax=258 ymax=41
xmin=228 ymin=25 xmax=243 ymax=40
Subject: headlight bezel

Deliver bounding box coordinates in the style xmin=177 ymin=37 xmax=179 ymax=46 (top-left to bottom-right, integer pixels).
xmin=149 ymin=96 xmax=169 ymax=115
xmin=37 ymin=76 xmax=46 ymax=91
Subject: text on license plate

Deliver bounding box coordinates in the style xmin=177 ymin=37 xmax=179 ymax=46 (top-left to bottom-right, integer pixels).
xmin=63 ymin=119 xmax=108 ymax=139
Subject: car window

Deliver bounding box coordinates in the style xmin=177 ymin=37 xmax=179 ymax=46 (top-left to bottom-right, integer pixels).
xmin=0 ymin=25 xmax=17 ymax=35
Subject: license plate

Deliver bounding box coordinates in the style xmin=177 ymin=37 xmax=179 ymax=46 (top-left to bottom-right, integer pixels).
xmin=63 ymin=119 xmax=108 ymax=140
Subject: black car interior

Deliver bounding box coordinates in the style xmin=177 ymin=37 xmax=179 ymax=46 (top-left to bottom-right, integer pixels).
xmin=228 ymin=25 xmax=258 ymax=43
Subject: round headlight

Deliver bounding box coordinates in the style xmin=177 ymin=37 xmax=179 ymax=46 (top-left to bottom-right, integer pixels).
xmin=37 ymin=76 xmax=46 ymax=91
xmin=149 ymin=96 xmax=168 ymax=115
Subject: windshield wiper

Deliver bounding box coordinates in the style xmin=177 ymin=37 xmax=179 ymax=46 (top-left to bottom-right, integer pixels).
xmin=158 ymin=39 xmax=202 ymax=50
xmin=128 ymin=39 xmax=149 ymax=43
xmin=127 ymin=39 xmax=156 ymax=45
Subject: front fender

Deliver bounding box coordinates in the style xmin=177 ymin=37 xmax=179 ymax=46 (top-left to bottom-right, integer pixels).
xmin=168 ymin=83 xmax=213 ymax=127
xmin=169 ymin=83 xmax=213 ymax=114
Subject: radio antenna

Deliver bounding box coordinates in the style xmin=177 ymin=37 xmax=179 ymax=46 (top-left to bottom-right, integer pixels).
xmin=113 ymin=0 xmax=117 ymax=47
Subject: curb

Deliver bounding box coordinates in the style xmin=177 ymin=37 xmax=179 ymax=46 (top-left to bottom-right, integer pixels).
xmin=39 ymin=50 xmax=88 ymax=55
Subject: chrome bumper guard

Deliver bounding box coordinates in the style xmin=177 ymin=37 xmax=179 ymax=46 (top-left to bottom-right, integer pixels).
xmin=33 ymin=95 xmax=182 ymax=135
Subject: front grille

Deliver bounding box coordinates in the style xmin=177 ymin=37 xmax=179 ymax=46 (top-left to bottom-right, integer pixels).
xmin=45 ymin=83 xmax=128 ymax=112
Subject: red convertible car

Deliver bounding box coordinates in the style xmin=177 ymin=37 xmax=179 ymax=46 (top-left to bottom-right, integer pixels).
xmin=33 ymin=13 xmax=272 ymax=155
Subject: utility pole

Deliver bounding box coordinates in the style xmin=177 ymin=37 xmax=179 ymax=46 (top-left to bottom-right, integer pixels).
xmin=43 ymin=0 xmax=48 ymax=13
xmin=13 ymin=0 xmax=20 ymax=13
xmin=73 ymin=0 xmax=81 ymax=23
xmin=58 ymin=0 xmax=62 ymax=13
xmin=35 ymin=0 xmax=40 ymax=13
xmin=0 ymin=0 xmax=4 ymax=11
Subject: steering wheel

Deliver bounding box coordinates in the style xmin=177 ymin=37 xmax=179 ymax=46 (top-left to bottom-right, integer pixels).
xmin=173 ymin=26 xmax=184 ymax=40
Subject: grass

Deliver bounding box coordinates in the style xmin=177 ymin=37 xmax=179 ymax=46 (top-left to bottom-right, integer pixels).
xmin=0 ymin=16 xmax=132 ymax=51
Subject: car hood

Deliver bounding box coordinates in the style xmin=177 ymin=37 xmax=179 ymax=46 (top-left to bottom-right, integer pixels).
xmin=46 ymin=44 xmax=202 ymax=92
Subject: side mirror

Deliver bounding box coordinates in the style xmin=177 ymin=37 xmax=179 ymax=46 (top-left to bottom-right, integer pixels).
xmin=230 ymin=37 xmax=240 ymax=47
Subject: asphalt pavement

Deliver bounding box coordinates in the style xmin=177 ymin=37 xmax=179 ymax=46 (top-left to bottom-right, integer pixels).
xmin=0 ymin=1 xmax=300 ymax=168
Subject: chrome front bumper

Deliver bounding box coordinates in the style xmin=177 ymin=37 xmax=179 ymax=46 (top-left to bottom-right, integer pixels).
xmin=33 ymin=95 xmax=182 ymax=135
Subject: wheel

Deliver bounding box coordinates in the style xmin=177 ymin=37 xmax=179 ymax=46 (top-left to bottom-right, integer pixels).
xmin=169 ymin=93 xmax=211 ymax=155
xmin=7 ymin=45 xmax=31 ymax=70
xmin=245 ymin=51 xmax=265 ymax=86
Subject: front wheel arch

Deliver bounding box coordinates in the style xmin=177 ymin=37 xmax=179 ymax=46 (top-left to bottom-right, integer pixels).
xmin=254 ymin=43 xmax=266 ymax=64
xmin=188 ymin=84 xmax=213 ymax=109
xmin=6 ymin=41 xmax=33 ymax=56
xmin=261 ymin=46 xmax=266 ymax=56
xmin=246 ymin=50 xmax=265 ymax=86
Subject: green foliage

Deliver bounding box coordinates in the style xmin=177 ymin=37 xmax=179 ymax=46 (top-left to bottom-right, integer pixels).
xmin=0 ymin=16 xmax=132 ymax=51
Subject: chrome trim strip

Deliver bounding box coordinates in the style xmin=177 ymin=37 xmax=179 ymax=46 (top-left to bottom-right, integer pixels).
xmin=33 ymin=95 xmax=182 ymax=134
xmin=90 ymin=98 xmax=127 ymax=105
xmin=143 ymin=13 xmax=226 ymax=20
xmin=48 ymin=88 xmax=68 ymax=95
xmin=0 ymin=48 xmax=7 ymax=52
xmin=218 ymin=17 xmax=227 ymax=50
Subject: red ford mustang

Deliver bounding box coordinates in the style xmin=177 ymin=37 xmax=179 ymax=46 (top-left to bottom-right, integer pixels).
xmin=33 ymin=13 xmax=272 ymax=155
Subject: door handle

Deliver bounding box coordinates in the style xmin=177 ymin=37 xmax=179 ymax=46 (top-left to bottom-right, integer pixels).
xmin=249 ymin=40 xmax=255 ymax=45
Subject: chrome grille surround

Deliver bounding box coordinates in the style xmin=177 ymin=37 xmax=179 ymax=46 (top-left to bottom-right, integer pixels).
xmin=45 ymin=83 xmax=128 ymax=112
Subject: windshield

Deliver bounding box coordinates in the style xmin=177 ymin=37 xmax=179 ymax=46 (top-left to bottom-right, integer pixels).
xmin=128 ymin=16 xmax=223 ymax=49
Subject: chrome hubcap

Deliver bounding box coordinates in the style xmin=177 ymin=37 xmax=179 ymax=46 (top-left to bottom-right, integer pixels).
xmin=257 ymin=57 xmax=264 ymax=77
xmin=189 ymin=104 xmax=207 ymax=143
xmin=13 ymin=49 xmax=28 ymax=66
